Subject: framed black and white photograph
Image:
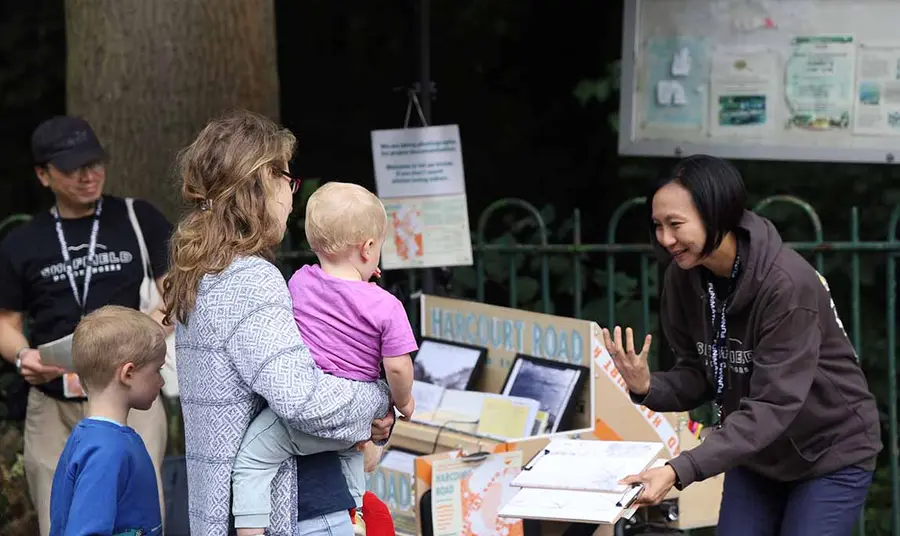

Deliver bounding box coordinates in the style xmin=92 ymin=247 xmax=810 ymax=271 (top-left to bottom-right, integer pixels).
xmin=500 ymin=355 xmax=588 ymax=434
xmin=412 ymin=337 xmax=486 ymax=391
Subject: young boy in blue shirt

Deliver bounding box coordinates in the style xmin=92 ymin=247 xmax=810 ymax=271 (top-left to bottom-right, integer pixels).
xmin=49 ymin=305 xmax=167 ymax=536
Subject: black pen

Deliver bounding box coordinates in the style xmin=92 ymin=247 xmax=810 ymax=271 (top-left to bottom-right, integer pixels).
xmin=616 ymin=483 xmax=644 ymax=508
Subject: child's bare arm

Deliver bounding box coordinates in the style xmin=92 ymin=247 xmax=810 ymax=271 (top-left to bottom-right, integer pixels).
xmin=383 ymin=354 xmax=414 ymax=417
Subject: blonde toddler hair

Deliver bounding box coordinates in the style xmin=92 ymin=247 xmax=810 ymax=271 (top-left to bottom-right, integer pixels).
xmin=72 ymin=305 xmax=167 ymax=392
xmin=305 ymin=182 xmax=388 ymax=257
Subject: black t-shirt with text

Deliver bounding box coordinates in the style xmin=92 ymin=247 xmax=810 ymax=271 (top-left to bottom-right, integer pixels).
xmin=0 ymin=195 xmax=172 ymax=400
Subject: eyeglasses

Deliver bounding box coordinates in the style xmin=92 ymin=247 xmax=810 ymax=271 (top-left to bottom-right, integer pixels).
xmin=276 ymin=168 xmax=301 ymax=194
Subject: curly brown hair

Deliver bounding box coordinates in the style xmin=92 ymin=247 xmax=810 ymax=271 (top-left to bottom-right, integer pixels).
xmin=163 ymin=109 xmax=296 ymax=325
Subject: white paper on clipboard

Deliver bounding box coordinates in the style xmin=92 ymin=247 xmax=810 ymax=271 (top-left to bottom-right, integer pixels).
xmin=512 ymin=439 xmax=664 ymax=493
xmin=499 ymin=458 xmax=667 ymax=525
xmin=499 ymin=487 xmax=637 ymax=525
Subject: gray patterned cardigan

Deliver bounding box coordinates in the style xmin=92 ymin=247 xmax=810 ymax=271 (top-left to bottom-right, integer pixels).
xmin=176 ymin=256 xmax=390 ymax=536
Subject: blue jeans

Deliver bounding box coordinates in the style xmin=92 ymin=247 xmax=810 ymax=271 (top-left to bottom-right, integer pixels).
xmin=717 ymin=465 xmax=873 ymax=536
xmin=296 ymin=510 xmax=353 ymax=536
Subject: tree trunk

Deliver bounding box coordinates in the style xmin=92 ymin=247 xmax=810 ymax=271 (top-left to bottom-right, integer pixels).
xmin=65 ymin=0 xmax=281 ymax=221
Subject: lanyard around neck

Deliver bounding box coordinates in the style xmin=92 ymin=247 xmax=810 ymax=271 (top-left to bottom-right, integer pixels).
xmin=52 ymin=197 xmax=103 ymax=317
xmin=706 ymin=252 xmax=740 ymax=425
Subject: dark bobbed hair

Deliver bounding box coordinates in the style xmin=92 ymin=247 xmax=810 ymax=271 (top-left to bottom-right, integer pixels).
xmin=649 ymin=154 xmax=747 ymax=257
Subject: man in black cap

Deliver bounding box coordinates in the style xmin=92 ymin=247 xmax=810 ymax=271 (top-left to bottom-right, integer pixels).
xmin=0 ymin=116 xmax=172 ymax=535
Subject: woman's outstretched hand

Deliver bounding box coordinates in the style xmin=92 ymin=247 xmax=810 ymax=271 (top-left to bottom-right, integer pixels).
xmin=602 ymin=326 xmax=652 ymax=396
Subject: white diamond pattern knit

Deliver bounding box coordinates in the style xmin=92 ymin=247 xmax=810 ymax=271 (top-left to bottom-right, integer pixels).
xmin=176 ymin=256 xmax=390 ymax=536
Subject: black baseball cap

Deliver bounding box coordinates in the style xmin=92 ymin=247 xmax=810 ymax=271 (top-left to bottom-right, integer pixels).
xmin=31 ymin=116 xmax=107 ymax=173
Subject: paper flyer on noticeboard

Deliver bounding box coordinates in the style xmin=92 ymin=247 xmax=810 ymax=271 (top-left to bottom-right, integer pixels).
xmin=709 ymin=47 xmax=779 ymax=137
xmin=640 ymin=36 xmax=710 ymax=134
xmin=430 ymin=451 xmax=523 ymax=536
xmin=785 ymin=35 xmax=855 ymax=130
xmin=371 ymin=125 xmax=474 ymax=270
xmin=853 ymin=43 xmax=900 ymax=136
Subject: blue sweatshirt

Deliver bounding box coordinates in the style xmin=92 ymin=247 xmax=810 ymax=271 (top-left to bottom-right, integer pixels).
xmin=49 ymin=418 xmax=162 ymax=536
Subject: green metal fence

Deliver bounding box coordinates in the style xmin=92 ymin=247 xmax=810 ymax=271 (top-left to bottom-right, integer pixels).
xmin=2 ymin=194 xmax=899 ymax=534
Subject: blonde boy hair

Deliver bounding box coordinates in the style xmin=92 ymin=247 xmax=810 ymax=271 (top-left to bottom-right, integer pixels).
xmin=72 ymin=305 xmax=167 ymax=392
xmin=305 ymin=182 xmax=388 ymax=257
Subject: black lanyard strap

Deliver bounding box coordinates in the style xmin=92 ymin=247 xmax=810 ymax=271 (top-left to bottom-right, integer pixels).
xmin=706 ymin=252 xmax=740 ymax=426
xmin=52 ymin=197 xmax=103 ymax=317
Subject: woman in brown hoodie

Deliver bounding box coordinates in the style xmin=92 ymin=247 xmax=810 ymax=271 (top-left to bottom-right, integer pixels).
xmin=603 ymin=155 xmax=881 ymax=536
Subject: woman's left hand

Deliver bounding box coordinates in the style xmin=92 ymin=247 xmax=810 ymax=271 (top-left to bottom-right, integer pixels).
xmin=370 ymin=409 xmax=395 ymax=442
xmin=620 ymin=465 xmax=678 ymax=507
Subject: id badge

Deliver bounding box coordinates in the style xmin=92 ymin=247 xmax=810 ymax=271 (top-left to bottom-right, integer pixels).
xmin=62 ymin=373 xmax=86 ymax=399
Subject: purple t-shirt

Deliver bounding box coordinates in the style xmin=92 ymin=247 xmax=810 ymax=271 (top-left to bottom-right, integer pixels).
xmin=288 ymin=264 xmax=418 ymax=381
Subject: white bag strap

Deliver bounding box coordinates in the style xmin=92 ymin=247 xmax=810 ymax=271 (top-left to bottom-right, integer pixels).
xmin=126 ymin=198 xmax=153 ymax=281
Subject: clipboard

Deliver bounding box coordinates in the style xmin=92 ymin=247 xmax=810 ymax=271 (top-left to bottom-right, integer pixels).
xmin=499 ymin=458 xmax=668 ymax=526
xmin=498 ymin=487 xmax=640 ymax=525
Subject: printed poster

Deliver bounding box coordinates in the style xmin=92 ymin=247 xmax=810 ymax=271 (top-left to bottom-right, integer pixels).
xmin=431 ymin=451 xmax=524 ymax=536
xmin=709 ymin=48 xmax=780 ymax=137
xmin=853 ymin=44 xmax=900 ymax=136
xmin=641 ymin=36 xmax=710 ymax=133
xmin=371 ymin=125 xmax=474 ymax=270
xmin=785 ymin=36 xmax=855 ymax=130
xmin=380 ymin=195 xmax=472 ymax=270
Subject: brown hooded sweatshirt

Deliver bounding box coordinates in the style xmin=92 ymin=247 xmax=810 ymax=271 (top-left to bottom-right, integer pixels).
xmin=636 ymin=211 xmax=881 ymax=488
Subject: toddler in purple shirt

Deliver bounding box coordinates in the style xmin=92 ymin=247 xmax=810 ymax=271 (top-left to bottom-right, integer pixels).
xmin=231 ymin=182 xmax=417 ymax=536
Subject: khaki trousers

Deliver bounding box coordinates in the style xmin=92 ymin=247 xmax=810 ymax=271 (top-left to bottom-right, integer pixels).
xmin=23 ymin=388 xmax=168 ymax=536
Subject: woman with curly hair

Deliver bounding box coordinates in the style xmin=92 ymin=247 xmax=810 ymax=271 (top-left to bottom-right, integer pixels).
xmin=164 ymin=110 xmax=393 ymax=536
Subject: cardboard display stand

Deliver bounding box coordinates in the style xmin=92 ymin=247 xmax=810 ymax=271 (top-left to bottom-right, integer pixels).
xmin=365 ymin=295 xmax=722 ymax=534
